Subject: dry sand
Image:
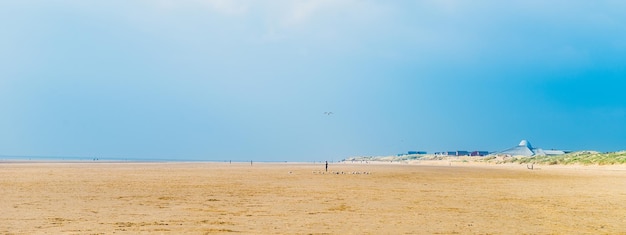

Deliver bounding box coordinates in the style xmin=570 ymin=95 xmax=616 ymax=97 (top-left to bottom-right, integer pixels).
xmin=1 ymin=161 xmax=626 ymax=234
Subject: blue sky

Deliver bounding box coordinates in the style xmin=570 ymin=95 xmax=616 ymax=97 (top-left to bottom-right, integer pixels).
xmin=1 ymin=0 xmax=625 ymax=161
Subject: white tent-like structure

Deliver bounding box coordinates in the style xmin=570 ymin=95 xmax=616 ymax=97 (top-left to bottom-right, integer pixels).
xmin=496 ymin=140 xmax=566 ymax=157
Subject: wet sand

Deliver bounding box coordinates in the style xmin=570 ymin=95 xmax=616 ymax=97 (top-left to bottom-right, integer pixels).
xmin=1 ymin=161 xmax=625 ymax=234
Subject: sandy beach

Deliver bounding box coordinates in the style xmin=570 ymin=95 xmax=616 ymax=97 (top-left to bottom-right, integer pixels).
xmin=1 ymin=161 xmax=625 ymax=234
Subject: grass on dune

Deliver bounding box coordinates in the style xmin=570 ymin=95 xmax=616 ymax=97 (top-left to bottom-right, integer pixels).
xmin=485 ymin=151 xmax=626 ymax=165
xmin=346 ymin=151 xmax=626 ymax=166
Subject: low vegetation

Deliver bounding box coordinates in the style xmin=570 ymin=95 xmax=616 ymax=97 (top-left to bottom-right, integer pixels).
xmin=484 ymin=151 xmax=626 ymax=165
xmin=347 ymin=151 xmax=626 ymax=166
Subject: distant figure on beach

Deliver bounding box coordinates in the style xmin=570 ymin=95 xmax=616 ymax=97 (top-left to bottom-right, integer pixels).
xmin=325 ymin=161 xmax=328 ymax=172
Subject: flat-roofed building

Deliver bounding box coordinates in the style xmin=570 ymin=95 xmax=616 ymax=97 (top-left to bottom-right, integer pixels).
xmin=471 ymin=151 xmax=489 ymax=156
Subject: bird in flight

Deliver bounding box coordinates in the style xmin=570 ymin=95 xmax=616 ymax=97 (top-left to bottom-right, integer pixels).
xmin=323 ymin=112 xmax=334 ymax=115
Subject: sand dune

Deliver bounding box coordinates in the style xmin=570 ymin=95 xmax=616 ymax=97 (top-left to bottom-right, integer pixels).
xmin=1 ymin=162 xmax=625 ymax=234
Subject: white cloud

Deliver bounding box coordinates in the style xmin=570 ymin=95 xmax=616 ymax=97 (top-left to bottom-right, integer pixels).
xmin=281 ymin=0 xmax=347 ymax=27
xmin=419 ymin=0 xmax=464 ymax=14
xmin=148 ymin=0 xmax=384 ymax=28
xmin=146 ymin=0 xmax=250 ymax=16
xmin=203 ymin=0 xmax=250 ymax=16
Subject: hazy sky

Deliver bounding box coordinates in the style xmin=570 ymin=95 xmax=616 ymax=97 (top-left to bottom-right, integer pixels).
xmin=1 ymin=1 xmax=625 ymax=161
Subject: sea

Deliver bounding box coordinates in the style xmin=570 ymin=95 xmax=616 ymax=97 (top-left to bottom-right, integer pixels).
xmin=0 ymin=155 xmax=315 ymax=163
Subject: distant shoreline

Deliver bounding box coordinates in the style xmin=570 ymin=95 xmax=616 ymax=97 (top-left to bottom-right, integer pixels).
xmin=3 ymin=150 xmax=626 ymax=167
xmin=0 ymin=159 xmax=326 ymax=164
xmin=0 ymin=156 xmax=317 ymax=164
xmin=2 ymin=159 xmax=626 ymax=171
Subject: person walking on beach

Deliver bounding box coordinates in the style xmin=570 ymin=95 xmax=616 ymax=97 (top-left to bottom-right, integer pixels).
xmin=325 ymin=161 xmax=328 ymax=172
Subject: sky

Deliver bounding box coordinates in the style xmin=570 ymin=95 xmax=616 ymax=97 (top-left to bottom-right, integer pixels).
xmin=1 ymin=0 xmax=625 ymax=161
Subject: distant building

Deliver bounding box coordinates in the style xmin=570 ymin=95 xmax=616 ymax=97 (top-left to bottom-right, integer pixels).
xmin=434 ymin=152 xmax=452 ymax=156
xmin=495 ymin=140 xmax=568 ymax=157
xmin=434 ymin=151 xmax=469 ymax=156
xmin=470 ymin=151 xmax=489 ymax=156
xmin=407 ymin=151 xmax=427 ymax=155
